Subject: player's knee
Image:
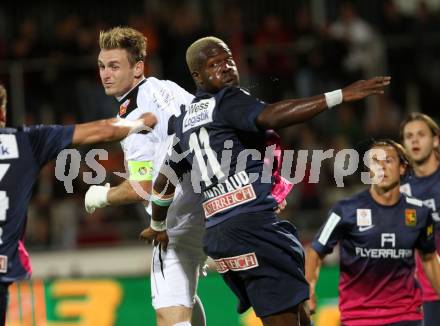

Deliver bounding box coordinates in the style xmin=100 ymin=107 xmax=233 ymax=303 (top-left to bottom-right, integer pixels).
xmin=172 ymin=322 xmax=191 ymax=326
xmin=156 ymin=306 xmax=192 ymax=326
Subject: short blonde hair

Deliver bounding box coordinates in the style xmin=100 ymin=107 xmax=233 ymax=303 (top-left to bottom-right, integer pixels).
xmin=0 ymin=83 xmax=6 ymax=108
xmin=99 ymin=27 xmax=147 ymax=66
xmin=186 ymin=36 xmax=228 ymax=72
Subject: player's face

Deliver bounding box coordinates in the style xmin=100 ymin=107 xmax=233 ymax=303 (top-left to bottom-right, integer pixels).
xmin=195 ymin=44 xmax=239 ymax=93
xmin=369 ymin=145 xmax=405 ymax=190
xmin=98 ymin=49 xmax=143 ymax=97
xmin=402 ymin=120 xmax=438 ymax=164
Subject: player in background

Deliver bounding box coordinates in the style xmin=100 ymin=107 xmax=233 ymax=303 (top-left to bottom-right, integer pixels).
xmin=0 ymin=82 xmax=156 ymax=326
xmin=400 ymin=113 xmax=440 ymax=326
xmin=140 ymin=36 xmax=390 ymax=326
xmin=306 ymin=139 xmax=440 ymax=326
xmin=83 ymin=27 xmax=206 ymax=326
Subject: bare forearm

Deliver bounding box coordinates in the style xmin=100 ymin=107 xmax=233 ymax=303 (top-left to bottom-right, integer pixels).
xmin=151 ymin=172 xmax=176 ymax=222
xmin=256 ymin=95 xmax=327 ymax=130
xmin=305 ymin=247 xmax=323 ymax=289
xmin=256 ymin=76 xmax=391 ymax=130
xmin=107 ymin=180 xmax=151 ymax=206
xmin=72 ymin=113 xmax=157 ymax=146
xmin=422 ymin=252 xmax=440 ymax=295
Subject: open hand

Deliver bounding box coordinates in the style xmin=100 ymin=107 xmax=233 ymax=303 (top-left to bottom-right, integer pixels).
xmin=342 ymin=76 xmax=391 ymax=102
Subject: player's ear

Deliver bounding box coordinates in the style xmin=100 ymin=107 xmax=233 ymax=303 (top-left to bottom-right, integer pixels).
xmin=399 ymin=163 xmax=407 ymax=177
xmin=192 ymin=71 xmax=202 ymax=86
xmin=134 ymin=61 xmax=144 ymax=79
xmin=433 ymin=134 xmax=439 ymax=149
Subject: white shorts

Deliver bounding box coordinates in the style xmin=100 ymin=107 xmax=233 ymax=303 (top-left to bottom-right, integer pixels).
xmin=150 ymin=239 xmax=205 ymax=310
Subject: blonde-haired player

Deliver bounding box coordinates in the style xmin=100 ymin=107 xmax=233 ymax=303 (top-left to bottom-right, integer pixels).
xmin=84 ymin=27 xmax=206 ymax=326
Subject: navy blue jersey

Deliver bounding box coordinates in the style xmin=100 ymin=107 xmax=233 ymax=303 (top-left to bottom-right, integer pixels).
xmin=170 ymin=86 xmax=277 ymax=227
xmin=0 ymin=125 xmax=74 ymax=283
xmin=312 ymin=190 xmax=434 ymax=325
xmin=401 ymin=168 xmax=440 ymax=302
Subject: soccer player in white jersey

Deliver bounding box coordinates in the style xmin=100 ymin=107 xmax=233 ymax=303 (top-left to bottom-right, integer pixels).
xmin=83 ymin=27 xmax=206 ymax=326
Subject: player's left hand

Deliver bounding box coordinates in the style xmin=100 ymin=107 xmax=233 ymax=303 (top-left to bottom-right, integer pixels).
xmin=342 ymin=76 xmax=391 ymax=102
xmin=139 ymin=227 xmax=169 ymax=250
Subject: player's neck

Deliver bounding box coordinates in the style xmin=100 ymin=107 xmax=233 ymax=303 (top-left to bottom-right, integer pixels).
xmin=369 ymin=185 xmax=400 ymax=206
xmin=116 ymin=76 xmax=146 ymax=101
xmin=413 ymin=153 xmax=440 ymax=177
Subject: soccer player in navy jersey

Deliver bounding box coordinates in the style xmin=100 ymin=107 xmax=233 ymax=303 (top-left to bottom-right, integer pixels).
xmin=140 ymin=36 xmax=390 ymax=325
xmin=306 ymin=140 xmax=440 ymax=326
xmin=400 ymin=113 xmax=440 ymax=326
xmin=0 ymin=83 xmax=156 ymax=326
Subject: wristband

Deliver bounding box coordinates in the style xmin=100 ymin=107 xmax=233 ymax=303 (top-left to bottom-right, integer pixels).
xmin=150 ymin=219 xmax=167 ymax=232
xmin=324 ymin=89 xmax=343 ymax=108
xmin=151 ymin=190 xmax=174 ymax=207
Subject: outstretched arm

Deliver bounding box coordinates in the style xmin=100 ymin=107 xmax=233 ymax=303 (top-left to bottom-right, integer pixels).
xmin=72 ymin=113 xmax=157 ymax=146
xmin=256 ymin=76 xmax=391 ymax=130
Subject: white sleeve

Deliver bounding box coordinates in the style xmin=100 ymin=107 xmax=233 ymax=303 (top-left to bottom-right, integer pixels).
xmin=164 ymin=80 xmax=194 ymax=113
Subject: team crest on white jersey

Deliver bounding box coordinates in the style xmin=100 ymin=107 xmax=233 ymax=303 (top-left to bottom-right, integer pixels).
xmin=0 ymin=135 xmax=18 ymax=159
xmin=119 ymin=99 xmax=130 ymax=116
xmin=182 ymin=98 xmax=215 ymax=132
xmin=356 ymin=209 xmax=372 ymax=226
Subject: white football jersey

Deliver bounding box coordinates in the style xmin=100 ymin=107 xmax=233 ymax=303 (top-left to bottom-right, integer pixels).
xmin=118 ymin=77 xmax=205 ymax=243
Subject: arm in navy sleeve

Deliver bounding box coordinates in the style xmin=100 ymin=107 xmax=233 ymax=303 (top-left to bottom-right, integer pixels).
xmin=216 ymin=87 xmax=267 ymax=132
xmin=311 ymin=203 xmax=348 ymax=256
xmin=418 ymin=209 xmax=440 ymax=296
xmin=26 ymin=125 xmax=75 ymax=167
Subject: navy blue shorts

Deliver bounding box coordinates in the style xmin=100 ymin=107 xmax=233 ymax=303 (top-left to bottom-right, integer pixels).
xmin=203 ymin=211 xmax=309 ymax=318
xmin=423 ymin=300 xmax=440 ymax=326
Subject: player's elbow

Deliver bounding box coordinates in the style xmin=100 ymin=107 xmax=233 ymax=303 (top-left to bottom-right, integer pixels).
xmin=256 ymin=111 xmax=279 ymax=130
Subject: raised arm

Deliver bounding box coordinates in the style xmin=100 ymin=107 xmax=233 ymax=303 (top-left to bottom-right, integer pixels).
xmin=256 ymin=76 xmax=391 ymax=130
xmin=305 ymin=246 xmax=325 ymax=314
xmin=71 ymin=113 xmax=157 ymax=146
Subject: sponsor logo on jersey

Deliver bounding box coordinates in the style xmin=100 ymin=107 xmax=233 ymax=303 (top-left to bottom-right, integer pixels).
xmin=182 ymin=98 xmax=215 ymax=132
xmin=355 ymin=247 xmax=413 ymax=259
xmin=405 ymin=209 xmax=417 ymax=227
xmin=427 ymin=224 xmax=433 ymax=236
xmin=358 ymin=225 xmax=375 ymax=232
xmin=152 ymin=87 xmax=174 ymax=110
xmin=0 ymin=255 xmax=7 ymax=273
xmin=0 ymin=135 xmax=19 ymax=159
xmin=214 ymin=252 xmax=259 ymax=273
xmin=202 ymin=171 xmax=256 ymax=218
xmin=119 ymin=99 xmax=130 ymax=116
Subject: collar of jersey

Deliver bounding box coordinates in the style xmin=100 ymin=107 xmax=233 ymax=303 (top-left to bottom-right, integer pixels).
xmin=117 ymin=77 xmax=147 ymax=103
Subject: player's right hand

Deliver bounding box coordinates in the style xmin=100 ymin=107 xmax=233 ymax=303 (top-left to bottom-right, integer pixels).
xmin=342 ymin=76 xmax=391 ymax=102
xmin=307 ymin=288 xmax=317 ymax=315
xmin=139 ymin=227 xmax=169 ymax=250
xmin=84 ymin=183 xmax=110 ymax=213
